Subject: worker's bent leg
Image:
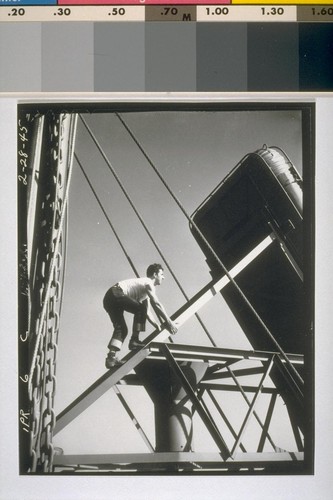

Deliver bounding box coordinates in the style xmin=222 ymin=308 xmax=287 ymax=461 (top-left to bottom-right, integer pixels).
xmin=103 ymin=287 xmax=146 ymax=352
xmin=130 ymin=301 xmax=148 ymax=349
xmin=108 ymin=323 xmax=127 ymax=351
xmin=133 ymin=301 xmax=148 ymax=334
xmin=103 ymin=288 xmax=129 ymax=354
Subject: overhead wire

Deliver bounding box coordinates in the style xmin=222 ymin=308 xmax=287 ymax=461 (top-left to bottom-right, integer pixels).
xmin=79 ymin=114 xmax=217 ymax=346
xmin=115 ymin=112 xmax=304 ymax=386
xmin=75 ymin=150 xmax=175 ymax=342
xmin=74 ymin=152 xmax=139 ymax=278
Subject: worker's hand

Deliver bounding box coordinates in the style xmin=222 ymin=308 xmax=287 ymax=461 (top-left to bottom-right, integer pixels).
xmin=168 ymin=321 xmax=178 ymax=335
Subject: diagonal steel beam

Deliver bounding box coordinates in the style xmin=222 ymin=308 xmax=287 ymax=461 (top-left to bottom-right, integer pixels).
xmin=169 ymin=233 xmax=275 ymax=326
xmin=274 ymin=354 xmax=304 ymax=404
xmin=206 ymin=389 xmax=247 ymax=453
xmin=286 ymin=406 xmax=304 ymax=452
xmin=199 ymin=383 xmax=278 ymax=394
xmin=55 ymin=234 xmax=276 ymax=435
xmin=226 ymin=364 xmax=277 ymax=450
xmin=161 ymin=344 xmax=230 ymax=460
xmin=204 ymin=366 xmax=266 ymax=381
xmin=54 ymin=336 xmax=164 ymax=435
xmin=257 ymin=393 xmax=278 ymax=452
xmin=267 ymin=221 xmax=303 ymax=281
xmin=231 ymin=355 xmax=276 ymax=457
xmin=113 ymin=385 xmax=154 ymax=452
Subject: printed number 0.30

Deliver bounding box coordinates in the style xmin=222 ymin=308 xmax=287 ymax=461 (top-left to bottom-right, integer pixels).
xmin=57 ymin=8 xmax=71 ymax=16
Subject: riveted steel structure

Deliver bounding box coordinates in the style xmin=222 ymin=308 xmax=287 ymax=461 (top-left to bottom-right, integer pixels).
xmin=18 ymin=109 xmax=311 ymax=474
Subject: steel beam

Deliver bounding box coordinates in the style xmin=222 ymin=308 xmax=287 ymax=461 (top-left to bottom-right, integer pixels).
xmin=161 ymin=344 xmax=230 ymax=460
xmin=169 ymin=234 xmax=275 ymax=327
xmin=206 ymin=390 xmax=247 ymax=453
xmin=231 ymin=356 xmax=275 ymax=456
xmin=54 ymin=336 xmax=170 ymax=435
xmin=199 ymin=383 xmax=278 ymax=394
xmin=149 ymin=343 xmax=304 ymax=365
xmin=274 ymin=354 xmax=304 ymax=404
xmin=267 ymin=221 xmax=303 ymax=281
xmin=53 ymin=451 xmax=304 ymax=466
xmin=112 ymin=386 xmax=154 ymax=452
xmin=204 ymin=366 xmax=266 ymax=381
xmin=286 ymin=406 xmax=304 ymax=452
xmin=117 ymin=375 xmax=141 ymax=385
xmin=55 ymin=234 xmax=277 ymax=435
xmin=27 ymin=115 xmax=45 ymax=278
xmin=257 ymin=393 xmax=278 ymax=453
xmin=226 ymin=365 xmax=276 ymax=451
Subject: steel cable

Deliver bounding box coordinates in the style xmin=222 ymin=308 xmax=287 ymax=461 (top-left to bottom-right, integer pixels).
xmin=79 ymin=114 xmax=217 ymax=346
xmin=115 ymin=112 xmax=304 ymax=386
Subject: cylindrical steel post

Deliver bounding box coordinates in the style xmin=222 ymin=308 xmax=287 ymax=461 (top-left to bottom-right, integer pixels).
xmin=135 ymin=359 xmax=208 ymax=452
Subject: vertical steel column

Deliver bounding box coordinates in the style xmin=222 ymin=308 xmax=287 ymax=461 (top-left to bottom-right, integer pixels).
xmin=161 ymin=345 xmax=230 ymax=460
xmin=167 ymin=362 xmax=208 ymax=452
xmin=135 ymin=358 xmax=208 ymax=453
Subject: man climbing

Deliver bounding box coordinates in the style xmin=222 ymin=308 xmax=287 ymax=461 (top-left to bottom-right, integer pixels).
xmin=103 ymin=263 xmax=178 ymax=369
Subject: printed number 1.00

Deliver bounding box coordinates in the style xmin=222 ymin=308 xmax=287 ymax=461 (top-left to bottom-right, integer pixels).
xmin=206 ymin=7 xmax=229 ymax=16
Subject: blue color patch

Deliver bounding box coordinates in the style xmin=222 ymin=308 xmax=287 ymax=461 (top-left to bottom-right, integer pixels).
xmin=0 ymin=0 xmax=56 ymax=5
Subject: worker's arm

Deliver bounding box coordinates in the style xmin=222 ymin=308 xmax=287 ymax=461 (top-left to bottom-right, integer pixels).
xmin=143 ymin=299 xmax=161 ymax=331
xmin=146 ymin=285 xmax=178 ymax=335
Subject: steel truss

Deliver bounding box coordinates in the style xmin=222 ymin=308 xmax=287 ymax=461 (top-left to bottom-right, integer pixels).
xmin=19 ymin=112 xmax=311 ymax=475
xmin=53 ymin=232 xmax=305 ymax=473
xmin=53 ymin=341 xmax=304 ymax=473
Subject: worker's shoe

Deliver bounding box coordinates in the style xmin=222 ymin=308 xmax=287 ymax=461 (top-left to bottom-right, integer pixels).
xmin=129 ymin=338 xmax=145 ymax=350
xmin=105 ymin=352 xmax=122 ymax=369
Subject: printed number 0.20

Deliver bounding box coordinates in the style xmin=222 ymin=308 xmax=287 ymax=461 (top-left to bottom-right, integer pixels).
xmin=9 ymin=8 xmax=25 ymax=16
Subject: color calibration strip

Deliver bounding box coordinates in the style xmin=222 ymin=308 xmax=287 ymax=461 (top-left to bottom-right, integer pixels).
xmin=1 ymin=5 xmax=333 ymax=92
xmin=2 ymin=0 xmax=333 ymax=3
xmin=1 ymin=4 xmax=333 ymax=21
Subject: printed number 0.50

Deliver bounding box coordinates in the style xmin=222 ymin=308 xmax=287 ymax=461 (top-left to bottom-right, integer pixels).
xmin=111 ymin=8 xmax=126 ymax=15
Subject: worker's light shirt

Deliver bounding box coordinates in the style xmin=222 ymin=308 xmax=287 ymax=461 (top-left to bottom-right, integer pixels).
xmin=117 ymin=278 xmax=154 ymax=302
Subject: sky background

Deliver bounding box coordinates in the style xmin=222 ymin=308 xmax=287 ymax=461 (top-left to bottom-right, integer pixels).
xmin=2 ymin=97 xmax=333 ymax=500
xmin=52 ymin=108 xmax=304 ymax=457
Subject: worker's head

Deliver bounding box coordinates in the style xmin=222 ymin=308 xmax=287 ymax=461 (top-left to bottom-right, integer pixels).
xmin=146 ymin=263 xmax=165 ymax=286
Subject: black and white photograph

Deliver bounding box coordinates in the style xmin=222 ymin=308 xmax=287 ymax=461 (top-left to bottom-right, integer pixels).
xmin=17 ymin=100 xmax=315 ymax=477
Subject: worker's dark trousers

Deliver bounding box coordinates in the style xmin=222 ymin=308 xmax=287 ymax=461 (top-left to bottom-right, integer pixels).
xmin=103 ymin=285 xmax=147 ymax=351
